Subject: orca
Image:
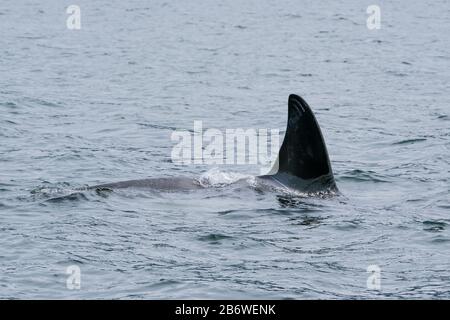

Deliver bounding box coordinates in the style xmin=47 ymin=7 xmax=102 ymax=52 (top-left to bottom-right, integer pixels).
xmin=91 ymin=94 xmax=337 ymax=194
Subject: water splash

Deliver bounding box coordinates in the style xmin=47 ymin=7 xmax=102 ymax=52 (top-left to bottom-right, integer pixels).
xmin=197 ymin=168 xmax=255 ymax=187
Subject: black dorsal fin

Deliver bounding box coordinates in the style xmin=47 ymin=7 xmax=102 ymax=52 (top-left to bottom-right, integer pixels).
xmin=266 ymin=94 xmax=336 ymax=191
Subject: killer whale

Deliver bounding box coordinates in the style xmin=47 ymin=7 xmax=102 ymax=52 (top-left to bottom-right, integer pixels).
xmin=91 ymin=94 xmax=337 ymax=193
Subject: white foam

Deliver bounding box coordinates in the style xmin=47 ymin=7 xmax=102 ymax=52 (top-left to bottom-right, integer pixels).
xmin=197 ymin=168 xmax=255 ymax=187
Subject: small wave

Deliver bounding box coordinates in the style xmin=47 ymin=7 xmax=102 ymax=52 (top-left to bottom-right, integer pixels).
xmin=333 ymin=220 xmax=363 ymax=231
xmin=45 ymin=192 xmax=89 ymax=203
xmin=3 ymin=119 xmax=18 ymax=125
xmin=30 ymin=184 xmax=72 ymax=195
xmin=393 ymin=138 xmax=427 ymax=145
xmin=30 ymin=182 xmax=84 ymax=194
xmin=386 ymin=70 xmax=408 ymax=77
xmin=28 ymin=183 xmax=96 ymax=203
xmin=273 ymin=188 xmax=338 ymax=204
xmin=197 ymin=233 xmax=233 ymax=243
xmin=27 ymin=98 xmax=62 ymax=108
xmin=1 ymin=102 xmax=17 ymax=108
xmin=284 ymin=13 xmax=302 ymax=19
xmin=0 ymin=183 xmax=13 ymax=192
xmin=431 ymin=237 xmax=450 ymax=244
xmin=16 ymin=35 xmax=46 ymax=40
xmin=292 ymin=215 xmax=327 ymax=228
xmin=423 ymin=220 xmax=447 ymax=233
xmin=136 ymin=123 xmax=178 ymax=131
xmin=338 ymin=169 xmax=391 ymax=183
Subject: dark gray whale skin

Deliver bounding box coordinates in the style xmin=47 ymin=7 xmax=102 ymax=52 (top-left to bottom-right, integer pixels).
xmin=90 ymin=94 xmax=337 ymax=194
xmin=91 ymin=177 xmax=203 ymax=191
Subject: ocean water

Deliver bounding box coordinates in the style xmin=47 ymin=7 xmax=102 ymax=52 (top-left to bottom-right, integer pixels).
xmin=0 ymin=0 xmax=449 ymax=299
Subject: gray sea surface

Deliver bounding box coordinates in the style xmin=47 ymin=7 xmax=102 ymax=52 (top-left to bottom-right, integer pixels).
xmin=0 ymin=0 xmax=449 ymax=298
